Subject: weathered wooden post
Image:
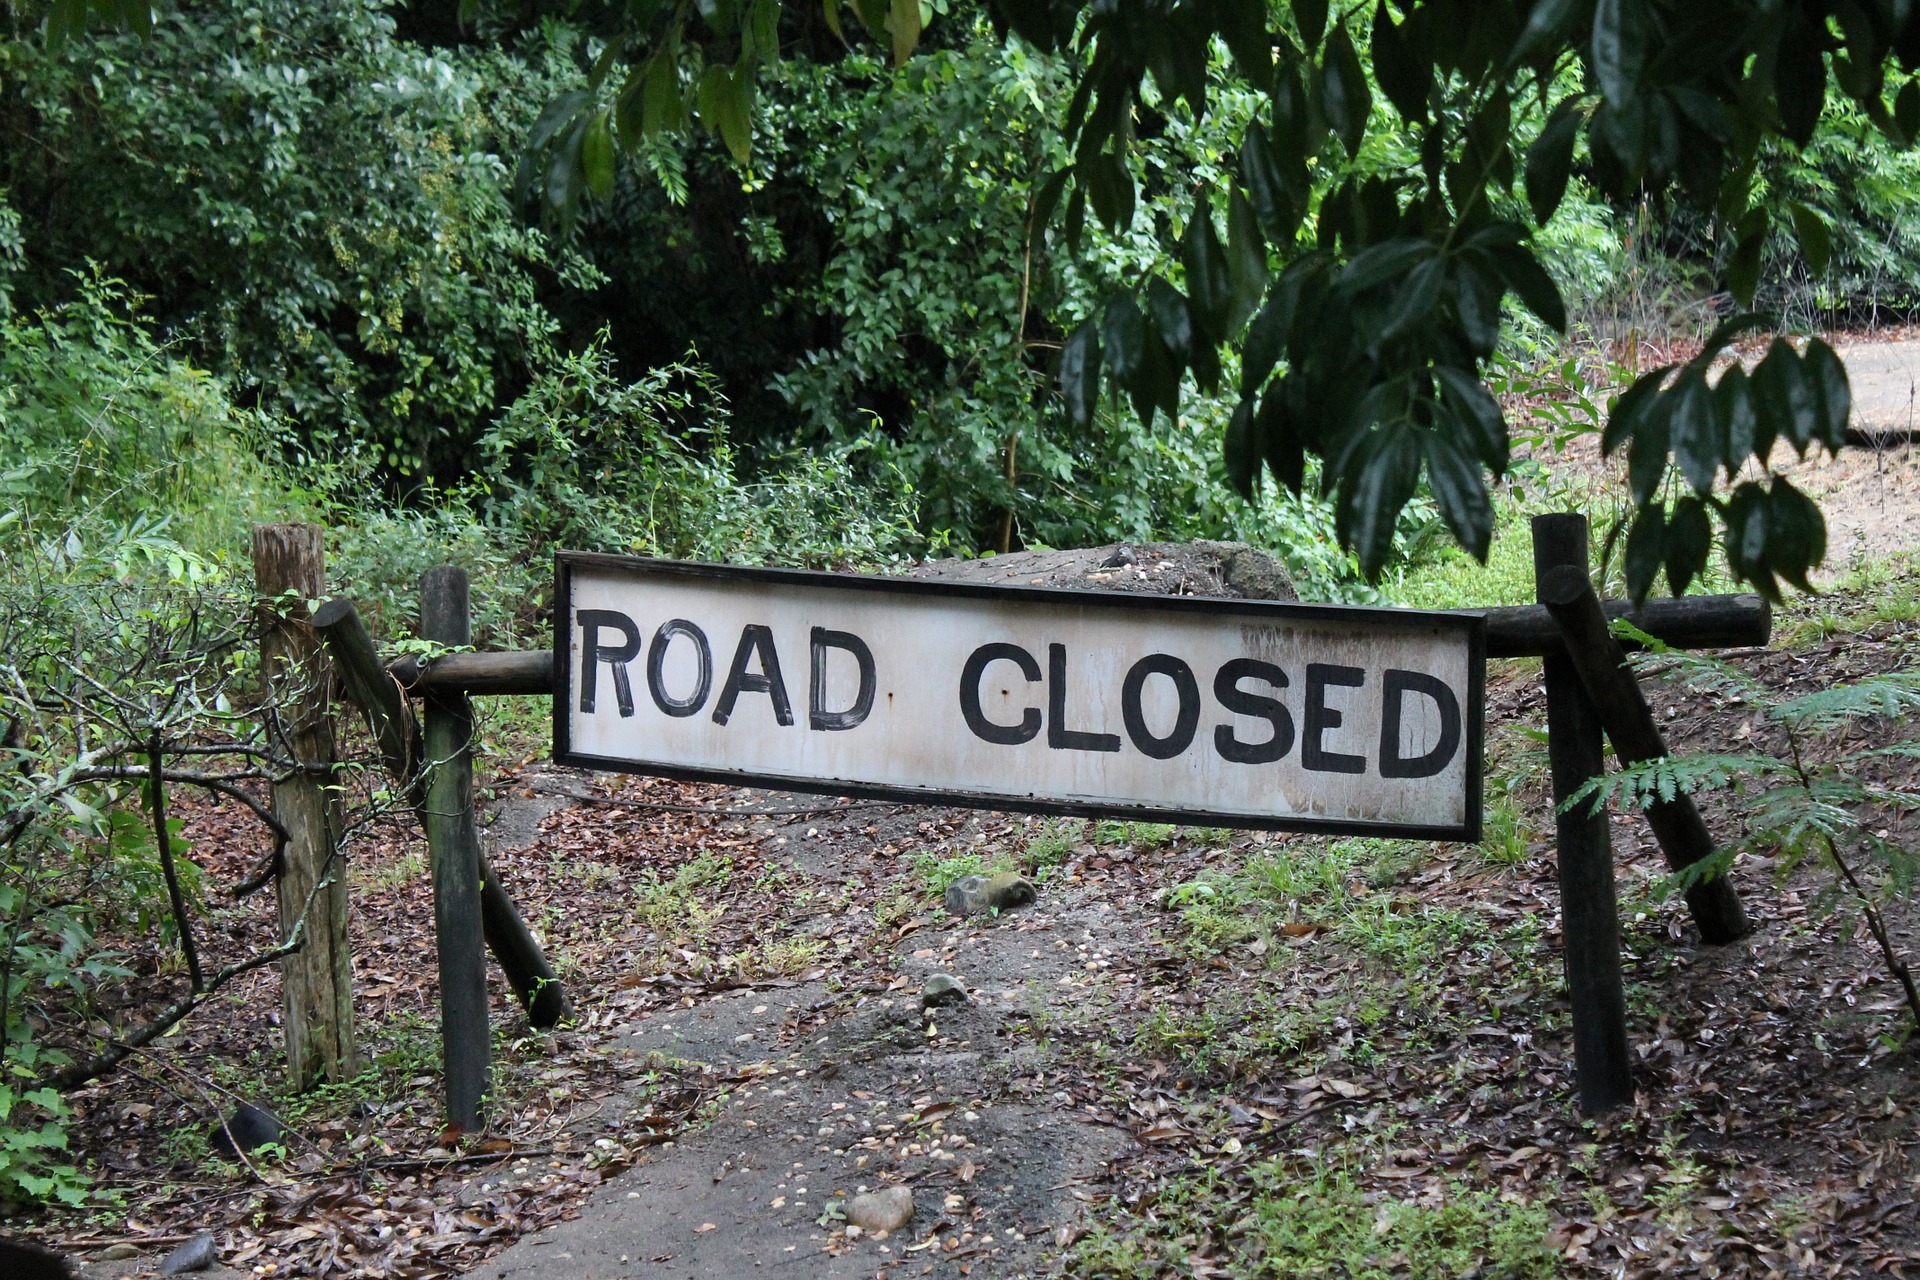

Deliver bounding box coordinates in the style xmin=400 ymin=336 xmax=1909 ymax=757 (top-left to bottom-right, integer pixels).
xmin=252 ymin=523 xmax=356 ymax=1090
xmin=1532 ymin=514 xmax=1634 ymax=1114
xmin=313 ymin=598 xmax=571 ymax=1029
xmin=1538 ymin=560 xmax=1750 ymax=944
xmin=420 ymin=567 xmax=490 ymax=1131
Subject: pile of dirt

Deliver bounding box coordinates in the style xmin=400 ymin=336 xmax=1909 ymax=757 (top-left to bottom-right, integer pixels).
xmin=905 ymin=540 xmax=1296 ymax=601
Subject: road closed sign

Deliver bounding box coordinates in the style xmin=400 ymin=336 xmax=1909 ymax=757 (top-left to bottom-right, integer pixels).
xmin=553 ymin=554 xmax=1485 ymax=838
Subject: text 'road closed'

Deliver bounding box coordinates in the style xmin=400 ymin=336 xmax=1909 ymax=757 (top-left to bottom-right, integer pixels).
xmin=555 ymin=556 xmax=1484 ymax=837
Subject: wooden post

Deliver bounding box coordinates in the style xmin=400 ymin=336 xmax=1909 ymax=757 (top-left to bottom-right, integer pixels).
xmin=1538 ymin=560 xmax=1751 ymax=944
xmin=1532 ymin=515 xmax=1634 ymax=1115
xmin=313 ymin=598 xmax=571 ymax=1029
xmin=252 ymin=524 xmax=356 ymax=1090
xmin=420 ymin=568 xmax=490 ymax=1131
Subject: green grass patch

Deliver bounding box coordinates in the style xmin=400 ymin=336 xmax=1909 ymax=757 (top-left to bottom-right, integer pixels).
xmin=1073 ymin=1160 xmax=1560 ymax=1279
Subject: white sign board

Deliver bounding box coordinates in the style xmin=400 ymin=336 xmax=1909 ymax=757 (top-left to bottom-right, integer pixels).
xmin=553 ymin=555 xmax=1485 ymax=838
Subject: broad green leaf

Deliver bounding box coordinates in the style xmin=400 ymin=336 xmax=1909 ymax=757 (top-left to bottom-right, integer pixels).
xmin=1224 ymin=188 xmax=1267 ymax=333
xmin=1665 ymin=494 xmax=1712 ymax=595
xmin=1591 ymin=0 xmax=1648 ymax=104
xmin=1453 ymin=256 xmax=1505 ymax=355
xmin=1727 ymin=206 xmax=1769 ymax=307
xmin=1242 ymin=292 xmax=1289 ymax=396
xmin=1436 ymin=364 xmax=1507 ymax=472
xmin=1425 ymin=429 xmax=1492 ymax=560
xmin=1082 ymin=149 xmax=1135 ymax=235
xmin=1512 ymin=0 xmax=1584 ymax=65
xmin=822 ymin=0 xmax=846 ymax=43
xmin=582 ymin=112 xmax=616 ymax=201
xmin=1624 ymin=500 xmax=1665 ymax=602
xmin=1371 ymin=1 xmax=1430 ymax=123
xmin=1224 ymin=398 xmax=1259 ymax=498
xmin=1802 ymin=338 xmax=1851 ymax=451
xmin=1217 ymin=0 xmax=1272 ymax=84
xmin=1321 ymin=23 xmax=1372 ymax=158
xmin=1346 ymin=425 xmax=1421 ymax=579
xmin=1492 ymin=246 xmax=1567 ymax=332
xmin=1788 ymin=203 xmax=1832 ymax=276
xmin=1102 ymin=295 xmax=1147 ymax=388
xmin=1668 ymin=369 xmax=1719 ymax=493
xmin=642 ymin=57 xmax=687 ymax=136
xmin=888 ymin=0 xmax=921 ymax=67
xmin=1770 ymin=476 xmax=1826 ymax=591
xmin=1240 ymin=128 xmax=1295 ymax=247
xmin=1295 ymin=0 xmax=1328 ymax=50
xmin=1715 ymin=363 xmax=1759 ymax=465
xmin=1775 ymin=13 xmax=1827 ymax=146
xmin=1752 ymin=337 xmax=1815 ymax=454
xmin=1525 ymin=99 xmax=1582 ymax=226
xmin=1182 ymin=195 xmax=1234 ymax=342
xmin=1145 ymin=277 xmax=1194 ymax=363
xmin=1378 ymin=254 xmax=1444 ymax=346
xmin=1626 ymin=385 xmax=1671 ymax=504
xmin=1061 ymin=321 xmax=1101 ymax=427
xmin=1258 ymin=386 xmax=1305 ymax=491
xmin=1339 ymin=238 xmax=1434 ymax=293
xmin=1723 ymin=480 xmax=1776 ymax=600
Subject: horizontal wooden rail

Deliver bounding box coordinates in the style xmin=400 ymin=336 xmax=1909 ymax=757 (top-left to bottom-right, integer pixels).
xmin=1481 ymin=592 xmax=1769 ymax=659
xmin=382 ymin=593 xmax=1768 ymax=694
xmin=389 ymin=650 xmax=551 ymax=696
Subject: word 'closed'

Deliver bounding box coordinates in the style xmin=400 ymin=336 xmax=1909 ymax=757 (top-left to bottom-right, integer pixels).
xmin=555 ymin=555 xmax=1484 ymax=838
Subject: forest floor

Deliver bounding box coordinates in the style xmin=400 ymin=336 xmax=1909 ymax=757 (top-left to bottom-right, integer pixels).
xmin=26 ymin=342 xmax=1920 ymax=1280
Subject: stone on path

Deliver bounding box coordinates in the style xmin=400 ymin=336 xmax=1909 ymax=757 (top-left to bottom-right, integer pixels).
xmin=843 ymin=1185 xmax=914 ymax=1236
xmin=159 ymin=1232 xmax=218 ymax=1275
xmin=920 ymin=974 xmax=968 ymax=1008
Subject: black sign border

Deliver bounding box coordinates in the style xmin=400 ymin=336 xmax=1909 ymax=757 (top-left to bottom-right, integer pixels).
xmin=552 ymin=552 xmax=1486 ymax=841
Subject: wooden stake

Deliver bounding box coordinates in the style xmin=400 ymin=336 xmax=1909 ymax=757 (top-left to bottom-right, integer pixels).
xmin=420 ymin=567 xmax=490 ymax=1131
xmin=252 ymin=523 xmax=355 ymax=1091
xmin=314 ymin=598 xmax=570 ymax=1028
xmin=1538 ymin=558 xmax=1750 ymax=944
xmin=1532 ymin=514 xmax=1633 ymax=1115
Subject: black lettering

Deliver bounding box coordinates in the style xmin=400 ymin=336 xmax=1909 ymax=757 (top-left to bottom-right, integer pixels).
xmin=1303 ymin=662 xmax=1367 ymax=774
xmin=959 ymin=643 xmax=1042 ymax=745
xmin=647 ymin=619 xmax=712 ymax=718
xmin=1048 ymin=643 xmax=1121 ymax=753
xmin=576 ymin=609 xmax=642 ymax=717
xmin=711 ymin=625 xmax=794 ymax=727
xmin=810 ymin=627 xmax=877 ymax=731
xmin=1212 ymin=658 xmax=1295 ymax=764
xmin=1378 ymin=668 xmax=1463 ymax=779
xmin=1121 ymin=654 xmax=1200 ymax=759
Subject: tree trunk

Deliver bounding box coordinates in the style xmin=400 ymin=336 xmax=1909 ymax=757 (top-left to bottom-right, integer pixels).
xmin=252 ymin=523 xmax=355 ymax=1090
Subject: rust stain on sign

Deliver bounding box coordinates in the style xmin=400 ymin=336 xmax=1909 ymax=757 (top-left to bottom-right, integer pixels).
xmin=553 ymin=555 xmax=1485 ymax=839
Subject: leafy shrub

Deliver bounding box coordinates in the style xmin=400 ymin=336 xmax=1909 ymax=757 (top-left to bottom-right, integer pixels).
xmin=0 ymin=272 xmax=290 ymax=554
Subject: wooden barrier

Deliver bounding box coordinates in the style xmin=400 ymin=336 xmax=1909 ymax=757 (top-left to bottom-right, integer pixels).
xmin=318 ymin=532 xmax=1767 ymax=1122
xmin=420 ymin=568 xmax=491 ymax=1133
xmin=314 ymin=600 xmax=570 ymax=1031
xmin=252 ymin=524 xmax=356 ymax=1091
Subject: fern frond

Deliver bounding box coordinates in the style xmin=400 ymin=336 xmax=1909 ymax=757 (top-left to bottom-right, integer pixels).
xmin=1773 ymin=672 xmax=1920 ymax=735
xmin=1561 ymin=752 xmax=1786 ymax=815
xmin=1626 ymin=645 xmax=1773 ymax=704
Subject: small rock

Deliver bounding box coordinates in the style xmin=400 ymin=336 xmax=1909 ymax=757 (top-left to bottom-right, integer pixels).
xmin=845 ymin=1184 xmax=914 ymax=1235
xmin=943 ymin=872 xmax=1037 ymax=916
xmin=161 ymin=1232 xmax=218 ymax=1275
xmin=921 ymin=974 xmax=969 ymax=1009
xmin=98 ymin=1243 xmax=141 ymax=1261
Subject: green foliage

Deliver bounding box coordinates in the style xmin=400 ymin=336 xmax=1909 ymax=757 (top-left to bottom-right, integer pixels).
xmin=1072 ymin=1161 xmax=1558 ymax=1280
xmin=0 ymin=272 xmax=291 ymax=552
xmin=534 ymin=0 xmax=1920 ymax=601
xmin=1569 ymin=639 xmax=1920 ymax=1032
xmin=1 ymin=0 xmax=589 ymax=481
